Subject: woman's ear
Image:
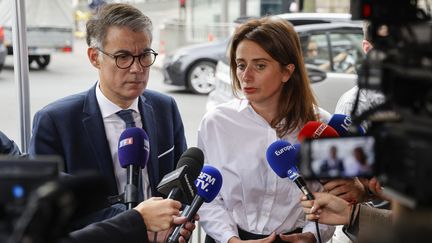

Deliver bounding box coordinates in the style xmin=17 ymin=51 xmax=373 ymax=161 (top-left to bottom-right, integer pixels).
xmin=88 ymin=47 xmax=100 ymax=68
xmin=282 ymin=64 xmax=295 ymax=83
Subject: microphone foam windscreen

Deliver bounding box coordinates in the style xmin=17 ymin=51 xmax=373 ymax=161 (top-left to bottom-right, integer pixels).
xmin=177 ymin=147 xmax=204 ymax=180
xmin=118 ymin=127 xmax=150 ymax=168
xmin=298 ymin=121 xmax=339 ymax=141
xmin=195 ymin=165 xmax=223 ymax=203
xmin=328 ymin=114 xmax=366 ymax=136
xmin=266 ymin=140 xmax=298 ymax=178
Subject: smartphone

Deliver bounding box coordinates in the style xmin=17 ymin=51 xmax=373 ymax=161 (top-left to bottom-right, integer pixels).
xmin=299 ymin=136 xmax=375 ymax=179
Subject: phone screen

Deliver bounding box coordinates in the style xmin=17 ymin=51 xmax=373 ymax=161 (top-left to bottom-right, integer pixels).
xmin=300 ymin=136 xmax=375 ymax=179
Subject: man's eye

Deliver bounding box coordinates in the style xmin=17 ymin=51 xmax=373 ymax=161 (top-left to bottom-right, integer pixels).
xmin=116 ymin=54 xmax=130 ymax=60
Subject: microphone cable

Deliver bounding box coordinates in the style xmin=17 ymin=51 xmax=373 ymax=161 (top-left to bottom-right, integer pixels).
xmin=315 ymin=221 xmax=323 ymax=243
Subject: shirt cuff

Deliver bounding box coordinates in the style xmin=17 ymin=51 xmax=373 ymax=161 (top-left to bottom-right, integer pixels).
xmin=221 ymin=230 xmax=238 ymax=243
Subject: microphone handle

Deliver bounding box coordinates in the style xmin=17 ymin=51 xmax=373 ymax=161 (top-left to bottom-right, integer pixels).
xmin=167 ymin=196 xmax=204 ymax=243
xmin=125 ymin=164 xmax=140 ymax=209
xmin=294 ymin=177 xmax=315 ymax=200
xmin=167 ymin=187 xmax=182 ymax=201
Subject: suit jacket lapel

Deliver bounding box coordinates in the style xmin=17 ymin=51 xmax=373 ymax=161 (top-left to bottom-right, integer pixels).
xmin=82 ymin=84 xmax=118 ymax=195
xmin=138 ymin=95 xmax=159 ymax=195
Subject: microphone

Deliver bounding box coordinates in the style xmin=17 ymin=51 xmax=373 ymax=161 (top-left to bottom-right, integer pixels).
xmin=328 ymin=114 xmax=365 ymax=136
xmin=157 ymin=147 xmax=204 ymax=204
xmin=118 ymin=127 xmax=150 ymax=209
xmin=266 ymin=140 xmax=314 ymax=200
xmin=267 ymin=139 xmax=324 ymax=243
xmin=167 ymin=165 xmax=223 ymax=243
xmin=297 ymin=121 xmax=339 ymax=142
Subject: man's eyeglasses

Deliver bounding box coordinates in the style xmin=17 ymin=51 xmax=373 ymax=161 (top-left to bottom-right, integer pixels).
xmin=96 ymin=48 xmax=158 ymax=69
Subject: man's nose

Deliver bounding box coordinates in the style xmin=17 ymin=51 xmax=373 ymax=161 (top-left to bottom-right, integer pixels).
xmin=129 ymin=57 xmax=144 ymax=72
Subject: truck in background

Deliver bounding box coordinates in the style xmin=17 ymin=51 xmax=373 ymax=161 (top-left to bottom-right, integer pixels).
xmin=0 ymin=0 xmax=74 ymax=69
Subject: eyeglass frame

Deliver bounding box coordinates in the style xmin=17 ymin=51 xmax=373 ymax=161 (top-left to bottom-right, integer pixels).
xmin=96 ymin=47 xmax=158 ymax=69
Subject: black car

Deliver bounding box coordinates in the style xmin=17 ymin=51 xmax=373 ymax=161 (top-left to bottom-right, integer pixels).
xmin=162 ymin=13 xmax=354 ymax=94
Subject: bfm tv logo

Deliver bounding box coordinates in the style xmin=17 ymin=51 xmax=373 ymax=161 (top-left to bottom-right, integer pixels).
xmin=195 ymin=171 xmax=216 ymax=192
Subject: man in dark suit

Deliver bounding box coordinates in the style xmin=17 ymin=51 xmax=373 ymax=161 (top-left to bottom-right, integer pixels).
xmin=62 ymin=197 xmax=195 ymax=243
xmin=29 ymin=3 xmax=187 ymax=232
xmin=0 ymin=130 xmax=21 ymax=155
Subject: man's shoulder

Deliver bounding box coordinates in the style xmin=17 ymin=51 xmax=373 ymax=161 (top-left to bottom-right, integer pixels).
xmin=37 ymin=90 xmax=89 ymax=114
xmin=142 ymin=89 xmax=175 ymax=105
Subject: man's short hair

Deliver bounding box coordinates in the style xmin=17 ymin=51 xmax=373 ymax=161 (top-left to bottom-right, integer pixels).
xmin=86 ymin=3 xmax=153 ymax=48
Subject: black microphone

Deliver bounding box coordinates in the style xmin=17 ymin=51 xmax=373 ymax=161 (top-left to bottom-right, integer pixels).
xmin=167 ymin=165 xmax=223 ymax=243
xmin=118 ymin=128 xmax=150 ymax=209
xmin=157 ymin=147 xmax=204 ymax=204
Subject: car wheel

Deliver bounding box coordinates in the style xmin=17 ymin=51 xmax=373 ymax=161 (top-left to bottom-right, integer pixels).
xmin=34 ymin=55 xmax=51 ymax=69
xmin=187 ymin=61 xmax=216 ymax=94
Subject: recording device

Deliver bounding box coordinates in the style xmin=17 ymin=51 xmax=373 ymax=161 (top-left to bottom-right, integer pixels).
xmin=157 ymin=147 xmax=204 ymax=204
xmin=0 ymin=156 xmax=61 ymax=240
xmin=347 ymin=0 xmax=432 ymax=208
xmin=9 ymin=173 xmax=109 ymax=243
xmin=116 ymin=127 xmax=150 ymax=209
xmin=299 ymin=136 xmax=375 ymax=179
xmin=167 ymin=165 xmax=223 ymax=243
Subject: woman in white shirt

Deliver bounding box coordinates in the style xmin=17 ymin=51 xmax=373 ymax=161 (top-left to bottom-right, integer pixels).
xmin=197 ymin=17 xmax=334 ymax=243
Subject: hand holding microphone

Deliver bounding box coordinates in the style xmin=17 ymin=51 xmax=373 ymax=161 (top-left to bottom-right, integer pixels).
xmin=167 ymin=165 xmax=223 ymax=243
xmin=300 ymin=192 xmax=352 ymax=225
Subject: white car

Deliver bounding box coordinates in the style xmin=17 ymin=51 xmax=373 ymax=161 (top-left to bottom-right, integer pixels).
xmin=207 ymin=22 xmax=363 ymax=113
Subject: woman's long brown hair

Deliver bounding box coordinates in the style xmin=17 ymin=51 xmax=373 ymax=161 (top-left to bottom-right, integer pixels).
xmin=229 ymin=17 xmax=318 ymax=137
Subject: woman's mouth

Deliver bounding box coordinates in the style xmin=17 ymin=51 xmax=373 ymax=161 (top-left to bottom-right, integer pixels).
xmin=243 ymin=87 xmax=257 ymax=94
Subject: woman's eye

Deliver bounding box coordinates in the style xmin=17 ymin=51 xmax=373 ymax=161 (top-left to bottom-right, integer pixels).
xmin=237 ymin=64 xmax=245 ymax=70
xmin=256 ymin=64 xmax=266 ymax=70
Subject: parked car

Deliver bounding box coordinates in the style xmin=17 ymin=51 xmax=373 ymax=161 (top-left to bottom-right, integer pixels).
xmin=207 ymin=22 xmax=364 ymax=112
xmin=0 ymin=25 xmax=6 ymax=73
xmin=163 ymin=13 xmax=354 ymax=94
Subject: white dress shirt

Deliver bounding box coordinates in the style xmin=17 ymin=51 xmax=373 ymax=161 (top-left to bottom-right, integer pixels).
xmin=95 ymin=83 xmax=151 ymax=199
xmin=335 ymin=86 xmax=385 ymax=116
xmin=197 ymin=98 xmax=335 ymax=243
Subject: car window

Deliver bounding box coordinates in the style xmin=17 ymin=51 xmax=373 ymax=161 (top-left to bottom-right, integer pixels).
xmin=304 ymin=34 xmax=329 ymax=67
xmin=303 ymin=31 xmax=364 ymax=74
xmin=328 ymin=32 xmax=364 ymax=74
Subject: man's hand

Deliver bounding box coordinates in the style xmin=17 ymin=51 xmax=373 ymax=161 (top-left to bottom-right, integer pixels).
xmin=279 ymin=232 xmax=316 ymax=243
xmin=300 ymin=192 xmax=352 ymax=225
xmin=134 ymin=197 xmax=181 ymax=232
xmin=368 ymin=177 xmax=391 ymax=201
xmin=322 ymin=178 xmax=367 ymax=203
xmin=147 ymin=210 xmax=199 ymax=243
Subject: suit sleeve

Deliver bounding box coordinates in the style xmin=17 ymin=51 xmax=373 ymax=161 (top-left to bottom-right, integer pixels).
xmin=29 ymin=110 xmax=64 ymax=157
xmin=170 ymin=97 xmax=187 ymax=164
xmin=59 ymin=210 xmax=149 ymax=243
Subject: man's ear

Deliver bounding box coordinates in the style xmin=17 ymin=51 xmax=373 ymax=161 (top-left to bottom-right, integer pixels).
xmin=88 ymin=47 xmax=100 ymax=68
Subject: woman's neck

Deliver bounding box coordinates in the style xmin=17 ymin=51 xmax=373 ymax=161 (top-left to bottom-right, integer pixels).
xmin=250 ymin=102 xmax=277 ymax=124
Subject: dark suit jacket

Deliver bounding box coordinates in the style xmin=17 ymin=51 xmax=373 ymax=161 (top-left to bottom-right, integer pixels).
xmin=60 ymin=210 xmax=149 ymax=243
xmin=0 ymin=131 xmax=21 ymax=155
xmin=29 ymin=84 xmax=187 ymax=198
